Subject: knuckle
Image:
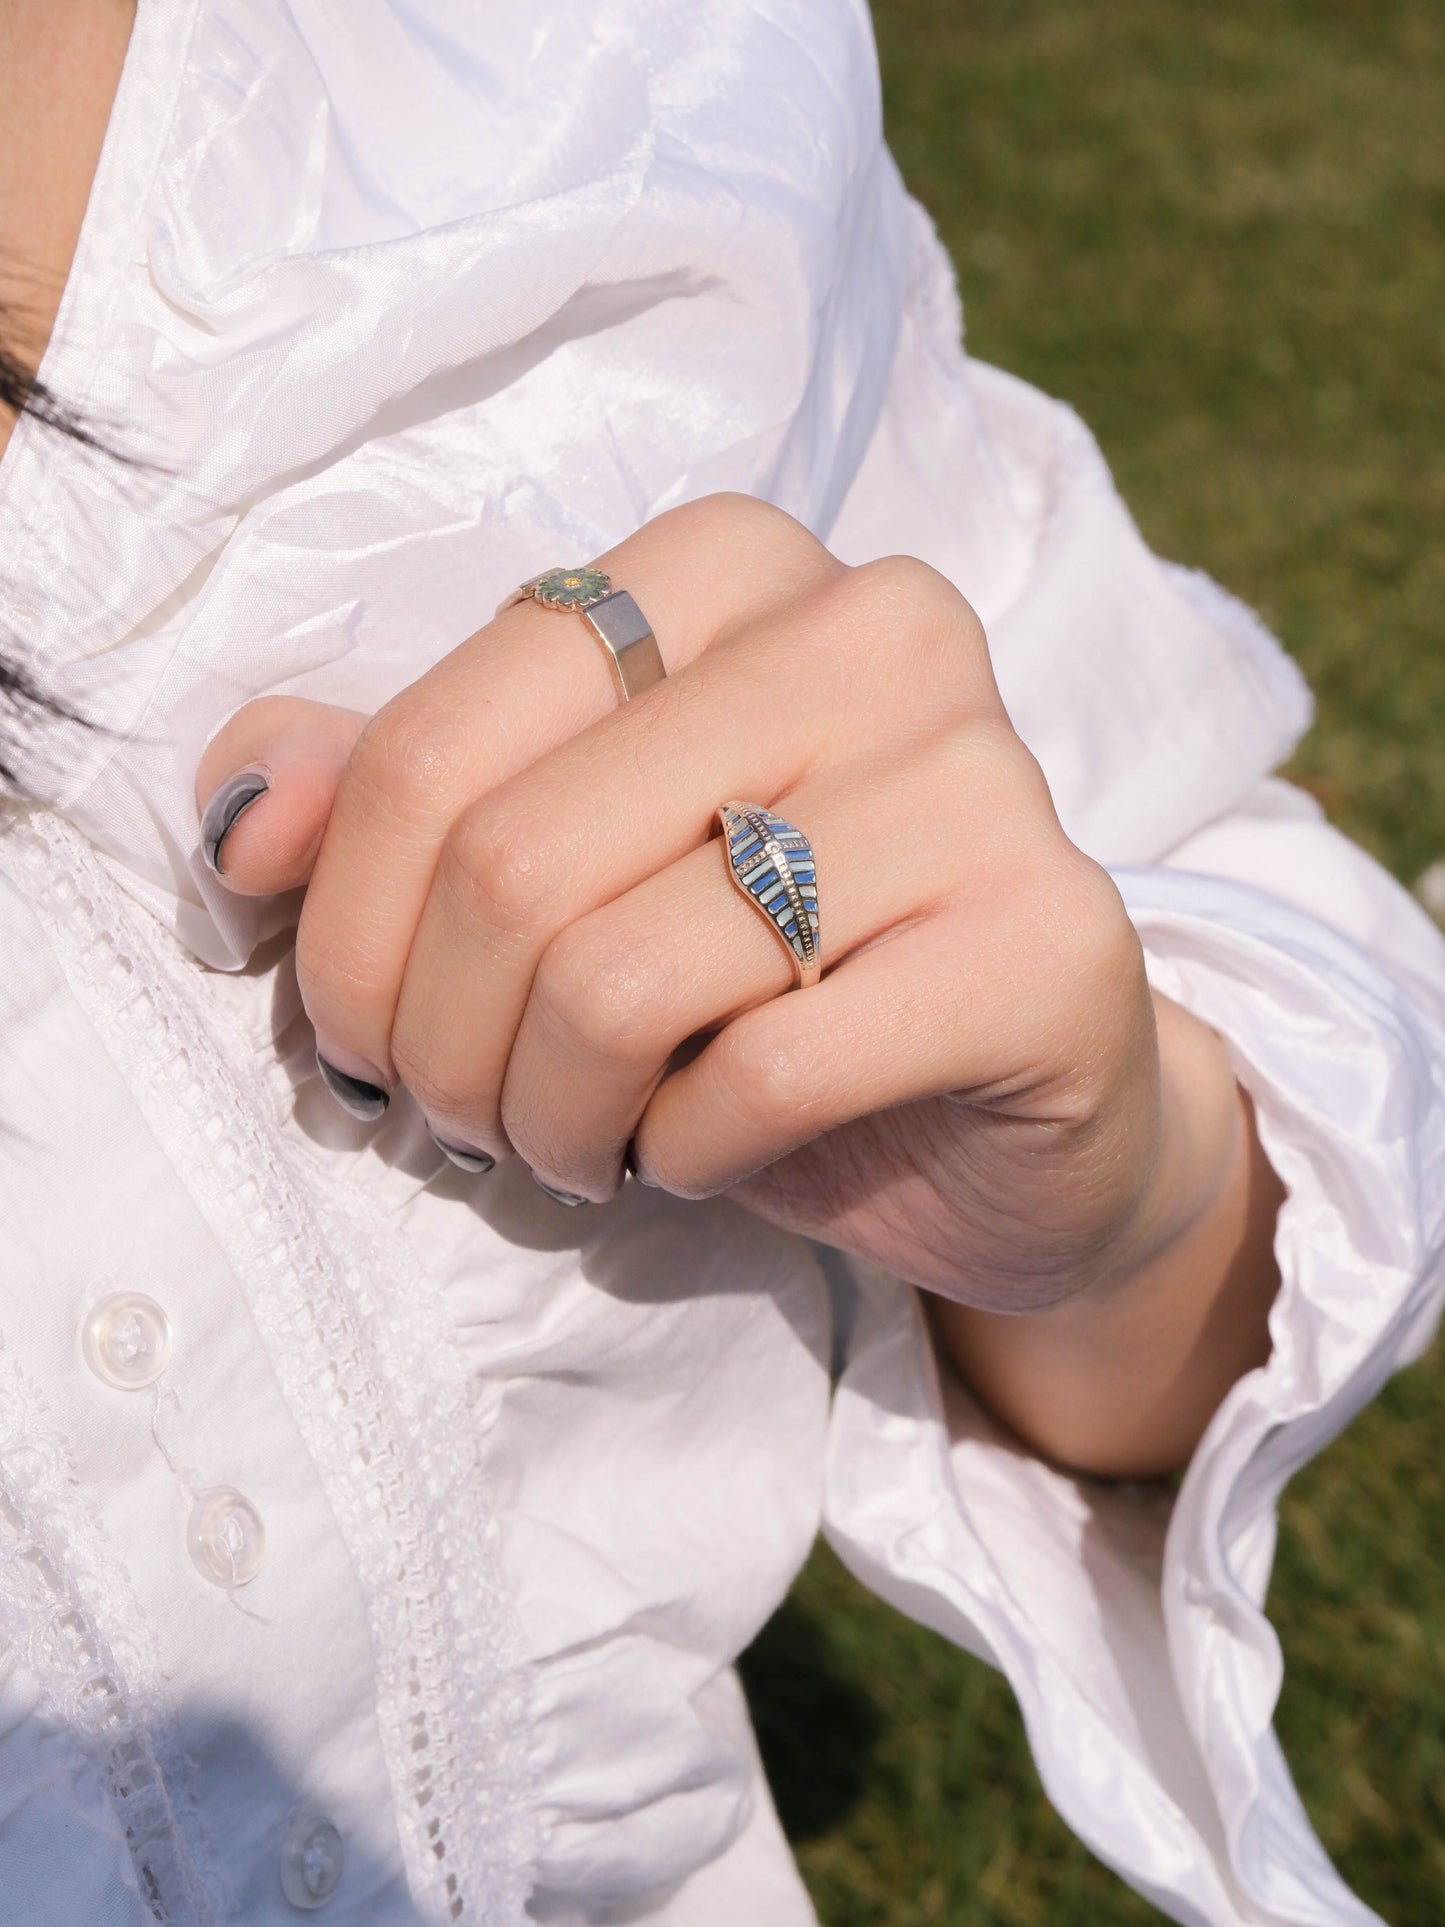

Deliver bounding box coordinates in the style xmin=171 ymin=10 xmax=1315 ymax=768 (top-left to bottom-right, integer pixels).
xmin=348 ymin=700 xmax=472 ymax=824
xmin=1029 ymin=851 xmax=1145 ymax=1061
xmin=852 ymin=554 xmax=981 ymax=636
xmin=1055 ymin=850 xmax=1136 ymax=971
xmin=935 ymin=715 xmax=1057 ymax=858
xmin=441 ymin=800 xmax=569 ymax=932
xmin=390 ymin=1035 xmax=471 ymax=1125
xmin=647 ymin=495 xmax=834 ymax=607
xmin=833 ymin=556 xmax=995 ymax=698
xmin=292 ymin=921 xmax=332 ymax=1011
xmin=532 ymin=920 xmax=668 ymax=1059
xmin=978 ymin=718 xmax=1056 ymax=810
xmin=294 ymin=915 xmax=379 ymax=1039
xmin=670 ymin=491 xmax=808 ymax=554
xmin=713 ymin=1020 xmax=823 ymax=1135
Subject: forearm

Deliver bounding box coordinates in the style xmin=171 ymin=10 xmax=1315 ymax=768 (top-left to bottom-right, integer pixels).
xmin=932 ymin=990 xmax=1285 ymax=1479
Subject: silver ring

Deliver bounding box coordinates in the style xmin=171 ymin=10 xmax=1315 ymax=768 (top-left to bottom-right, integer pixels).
xmin=717 ymin=801 xmax=821 ymax=989
xmin=499 ymin=566 xmax=666 ymax=704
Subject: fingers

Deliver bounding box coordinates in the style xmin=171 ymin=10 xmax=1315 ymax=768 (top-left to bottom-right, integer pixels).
xmin=384 ymin=561 xmax=995 ymax=1163
xmin=295 ymin=496 xmax=844 ymax=1089
xmin=486 ymin=748 xmax=968 ymax=1199
xmin=637 ymin=916 xmax=1006 ymax=1198
xmin=384 ymin=586 xmax=873 ymax=1151
xmin=196 ymin=696 xmax=368 ymax=894
xmin=633 ymin=848 xmax=1129 ymax=1206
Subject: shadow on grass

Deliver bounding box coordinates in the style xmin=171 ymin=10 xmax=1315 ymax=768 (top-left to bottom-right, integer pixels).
xmin=739 ymin=1588 xmax=883 ymax=1844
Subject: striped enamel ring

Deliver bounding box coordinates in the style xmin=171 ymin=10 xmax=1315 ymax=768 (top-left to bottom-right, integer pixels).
xmin=498 ymin=566 xmax=666 ymax=704
xmin=718 ymin=802 xmax=821 ymax=989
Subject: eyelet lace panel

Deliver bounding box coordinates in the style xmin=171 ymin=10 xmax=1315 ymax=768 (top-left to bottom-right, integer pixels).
xmin=11 ymin=813 xmax=540 ymax=1925
xmin=0 ymin=1341 xmax=220 ymax=1924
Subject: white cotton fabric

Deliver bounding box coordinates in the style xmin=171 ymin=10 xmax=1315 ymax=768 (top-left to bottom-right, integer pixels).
xmin=0 ymin=1 xmax=1441 ymax=1922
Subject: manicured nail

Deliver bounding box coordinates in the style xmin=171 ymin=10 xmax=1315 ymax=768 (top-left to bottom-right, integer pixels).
xmin=200 ymin=771 xmax=270 ymax=875
xmin=315 ymin=1049 xmax=390 ymax=1122
xmin=429 ymin=1129 xmax=495 ymax=1175
xmin=530 ymin=1170 xmax=587 ymax=1208
xmin=624 ymin=1138 xmax=660 ymax=1188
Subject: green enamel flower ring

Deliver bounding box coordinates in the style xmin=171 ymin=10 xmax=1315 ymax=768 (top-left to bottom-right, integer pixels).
xmin=497 ymin=565 xmax=667 ymax=703
xmin=528 ymin=566 xmax=613 ymax=610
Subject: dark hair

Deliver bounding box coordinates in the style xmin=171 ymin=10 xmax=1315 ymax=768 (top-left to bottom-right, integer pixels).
xmin=0 ymin=338 xmax=102 ymax=449
xmin=0 ymin=314 xmax=99 ymax=790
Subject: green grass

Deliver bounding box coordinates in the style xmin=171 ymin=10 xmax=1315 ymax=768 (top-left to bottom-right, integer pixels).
xmin=740 ymin=4 xmax=1445 ymax=1921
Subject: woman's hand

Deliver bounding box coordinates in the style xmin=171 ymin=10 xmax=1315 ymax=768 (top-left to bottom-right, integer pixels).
xmin=198 ymin=494 xmax=1281 ymax=1471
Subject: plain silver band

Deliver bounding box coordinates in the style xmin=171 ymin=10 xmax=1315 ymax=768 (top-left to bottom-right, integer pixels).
xmin=497 ymin=575 xmax=666 ymax=704
xmin=581 ymin=590 xmax=666 ymax=703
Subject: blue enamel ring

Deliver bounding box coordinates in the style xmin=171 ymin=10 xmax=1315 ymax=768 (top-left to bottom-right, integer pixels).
xmin=717 ymin=801 xmax=821 ymax=989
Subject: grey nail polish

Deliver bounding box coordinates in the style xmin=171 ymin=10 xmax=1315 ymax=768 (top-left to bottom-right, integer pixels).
xmin=530 ymin=1170 xmax=587 ymax=1208
xmin=624 ymin=1138 xmax=660 ymax=1188
xmin=316 ymin=1052 xmax=390 ymax=1122
xmin=201 ymin=771 xmax=270 ymax=875
xmin=429 ymin=1129 xmax=495 ymax=1175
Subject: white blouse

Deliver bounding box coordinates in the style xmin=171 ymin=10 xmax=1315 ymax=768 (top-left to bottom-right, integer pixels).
xmin=2 ymin=2 xmax=1442 ymax=1923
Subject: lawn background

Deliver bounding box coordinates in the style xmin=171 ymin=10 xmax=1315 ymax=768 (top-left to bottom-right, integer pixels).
xmin=739 ymin=4 xmax=1445 ymax=1922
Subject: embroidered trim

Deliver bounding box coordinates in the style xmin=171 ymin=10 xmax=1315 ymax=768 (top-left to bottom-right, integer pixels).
xmin=0 ymin=1343 xmax=219 ymax=1924
xmin=10 ymin=814 xmax=539 ymax=1924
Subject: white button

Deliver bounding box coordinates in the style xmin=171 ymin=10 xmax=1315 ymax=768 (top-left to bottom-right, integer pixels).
xmin=186 ymin=1488 xmax=266 ymax=1588
xmin=82 ymin=1292 xmax=173 ymax=1390
xmin=280 ymin=1813 xmax=344 ymax=1909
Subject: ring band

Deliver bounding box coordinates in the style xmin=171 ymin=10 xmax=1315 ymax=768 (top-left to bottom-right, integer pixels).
xmin=499 ymin=566 xmax=666 ymax=703
xmin=718 ymin=801 xmax=821 ymax=989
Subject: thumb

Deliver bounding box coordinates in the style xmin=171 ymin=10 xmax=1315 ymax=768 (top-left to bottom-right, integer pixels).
xmin=196 ymin=695 xmax=368 ymax=895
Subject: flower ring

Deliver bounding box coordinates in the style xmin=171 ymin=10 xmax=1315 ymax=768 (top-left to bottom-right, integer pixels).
xmin=499 ymin=566 xmax=666 ymax=703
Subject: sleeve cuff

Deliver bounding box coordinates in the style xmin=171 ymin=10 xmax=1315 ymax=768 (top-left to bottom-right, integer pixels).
xmin=823 ymin=864 xmax=1445 ymax=1927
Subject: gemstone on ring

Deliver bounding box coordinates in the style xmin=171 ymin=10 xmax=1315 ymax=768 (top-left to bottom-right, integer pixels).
xmin=530 ymin=567 xmax=612 ymax=610
xmin=718 ymin=801 xmax=820 ymax=987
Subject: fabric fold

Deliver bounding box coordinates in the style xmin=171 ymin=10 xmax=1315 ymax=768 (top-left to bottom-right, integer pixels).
xmin=824 ymin=835 xmax=1445 ymax=1927
xmin=1 ymin=0 xmax=1438 ymax=1918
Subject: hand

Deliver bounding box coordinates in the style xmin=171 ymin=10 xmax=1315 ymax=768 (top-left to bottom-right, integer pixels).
xmin=194 ymin=495 xmax=1231 ymax=1314
xmin=196 ymin=495 xmax=1240 ymax=1336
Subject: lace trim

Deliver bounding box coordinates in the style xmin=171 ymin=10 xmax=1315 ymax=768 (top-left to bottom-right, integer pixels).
xmin=11 ymin=814 xmax=539 ymax=1924
xmin=0 ymin=1343 xmax=219 ymax=1924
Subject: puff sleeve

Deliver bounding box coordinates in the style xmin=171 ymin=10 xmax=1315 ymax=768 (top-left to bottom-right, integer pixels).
xmin=822 ymin=777 xmax=1445 ymax=1927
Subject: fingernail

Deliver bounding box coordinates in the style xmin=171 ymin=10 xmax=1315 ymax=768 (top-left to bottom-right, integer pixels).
xmin=315 ymin=1049 xmax=390 ymax=1122
xmin=200 ymin=771 xmax=270 ymax=875
xmin=429 ymin=1129 xmax=495 ymax=1175
xmin=624 ymin=1138 xmax=660 ymax=1188
xmin=530 ymin=1170 xmax=588 ymax=1208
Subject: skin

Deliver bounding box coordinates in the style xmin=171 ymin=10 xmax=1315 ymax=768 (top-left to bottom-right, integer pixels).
xmin=196 ymin=506 xmax=1284 ymax=1480
xmin=0 ymin=0 xmax=135 ymax=463
xmin=4 ymin=0 xmax=1284 ymax=1482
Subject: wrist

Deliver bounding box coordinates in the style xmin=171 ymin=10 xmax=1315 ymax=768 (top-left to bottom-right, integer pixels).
xmin=932 ymin=989 xmax=1283 ymax=1478
xmin=1094 ymin=988 xmax=1247 ymax=1298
